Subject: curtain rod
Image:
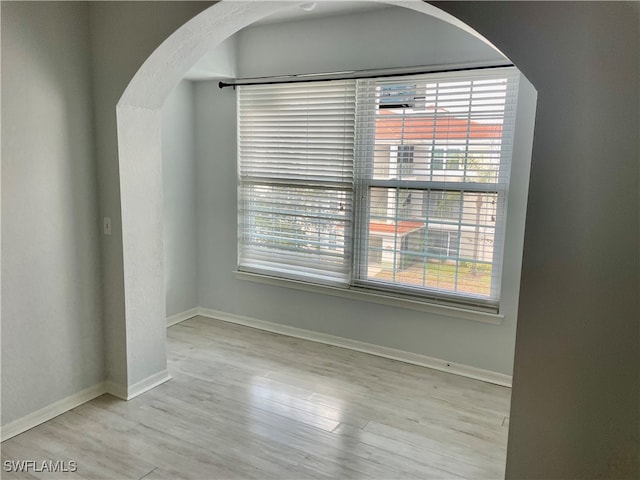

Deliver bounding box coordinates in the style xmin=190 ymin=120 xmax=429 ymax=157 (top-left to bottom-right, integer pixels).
xmin=218 ymin=63 xmax=515 ymax=89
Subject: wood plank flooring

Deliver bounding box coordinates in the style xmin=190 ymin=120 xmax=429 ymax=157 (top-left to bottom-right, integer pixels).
xmin=1 ymin=316 xmax=510 ymax=479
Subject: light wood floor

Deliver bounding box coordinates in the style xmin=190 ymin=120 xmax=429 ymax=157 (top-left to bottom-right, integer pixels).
xmin=2 ymin=316 xmax=510 ymax=479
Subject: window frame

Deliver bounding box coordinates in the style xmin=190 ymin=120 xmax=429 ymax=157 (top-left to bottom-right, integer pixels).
xmin=236 ymin=67 xmax=522 ymax=315
xmin=236 ymin=80 xmax=356 ymax=287
xmin=351 ymin=182 xmax=507 ymax=311
xmin=351 ymin=69 xmax=518 ymax=311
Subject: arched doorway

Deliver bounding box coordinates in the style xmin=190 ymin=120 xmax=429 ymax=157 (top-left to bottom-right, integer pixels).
xmin=114 ymin=0 xmax=530 ymax=397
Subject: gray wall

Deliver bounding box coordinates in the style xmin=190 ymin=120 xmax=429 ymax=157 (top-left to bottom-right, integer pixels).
xmin=88 ymin=0 xmax=213 ymax=388
xmin=162 ymin=81 xmax=198 ymax=317
xmin=428 ymin=2 xmax=640 ymax=478
xmin=194 ymin=7 xmax=520 ymax=376
xmin=235 ymin=7 xmax=503 ymax=77
xmin=1 ymin=2 xmax=104 ymax=424
xmin=194 ymin=83 xmax=238 ymax=311
xmin=185 ymin=36 xmax=238 ymax=81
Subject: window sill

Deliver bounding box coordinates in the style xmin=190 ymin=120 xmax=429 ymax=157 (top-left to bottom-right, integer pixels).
xmin=233 ymin=270 xmax=504 ymax=325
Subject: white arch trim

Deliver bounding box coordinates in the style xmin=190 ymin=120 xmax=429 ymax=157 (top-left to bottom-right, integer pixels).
xmin=114 ymin=0 xmax=509 ymax=393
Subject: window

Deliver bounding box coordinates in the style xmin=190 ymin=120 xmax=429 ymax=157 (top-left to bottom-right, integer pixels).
xmin=393 ymin=145 xmax=415 ymax=177
xmin=238 ymin=68 xmax=519 ymax=312
xmin=237 ymin=81 xmax=355 ymax=286
xmin=431 ymin=148 xmax=463 ymax=171
xmin=431 ymin=148 xmax=445 ymax=171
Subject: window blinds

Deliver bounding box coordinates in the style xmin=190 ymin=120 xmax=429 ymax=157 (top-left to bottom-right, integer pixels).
xmin=236 ymin=67 xmax=519 ymax=311
xmin=353 ymin=68 xmax=519 ymax=309
xmin=237 ymin=80 xmax=356 ymax=286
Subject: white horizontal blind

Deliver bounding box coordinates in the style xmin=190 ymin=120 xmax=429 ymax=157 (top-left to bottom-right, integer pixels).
xmin=353 ymin=68 xmax=519 ymax=310
xmin=237 ymin=80 xmax=356 ymax=286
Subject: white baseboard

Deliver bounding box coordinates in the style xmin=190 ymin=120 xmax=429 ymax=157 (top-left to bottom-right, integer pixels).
xmin=197 ymin=307 xmax=512 ymax=387
xmin=1 ymin=382 xmax=107 ymax=442
xmin=1 ymin=372 xmax=170 ymax=442
xmin=106 ymin=369 xmax=171 ymax=401
xmin=104 ymin=381 xmax=128 ymax=400
xmin=167 ymin=307 xmax=199 ymax=327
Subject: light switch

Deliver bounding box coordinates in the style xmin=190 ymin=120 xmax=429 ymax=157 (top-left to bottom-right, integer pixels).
xmin=103 ymin=217 xmax=112 ymax=235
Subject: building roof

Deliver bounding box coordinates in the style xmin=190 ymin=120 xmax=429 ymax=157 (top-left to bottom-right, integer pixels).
xmin=375 ymin=108 xmax=502 ymax=141
xmin=369 ymin=220 xmax=425 ymax=236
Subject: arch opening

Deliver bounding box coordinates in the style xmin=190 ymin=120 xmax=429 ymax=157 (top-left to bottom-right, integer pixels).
xmin=114 ymin=0 xmax=535 ymax=398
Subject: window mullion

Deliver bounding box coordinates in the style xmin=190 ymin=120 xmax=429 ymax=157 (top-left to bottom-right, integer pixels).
xmin=364 ymin=178 xmax=501 ymax=194
xmin=352 ymin=79 xmax=376 ymax=283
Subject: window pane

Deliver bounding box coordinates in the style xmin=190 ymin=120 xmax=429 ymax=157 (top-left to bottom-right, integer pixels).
xmin=240 ymin=184 xmax=352 ymax=282
xmin=238 ymin=80 xmax=356 ymax=285
xmin=364 ymin=187 xmax=497 ymax=297
xmin=355 ymin=68 xmax=518 ymax=306
xmin=368 ymin=75 xmax=509 ymax=185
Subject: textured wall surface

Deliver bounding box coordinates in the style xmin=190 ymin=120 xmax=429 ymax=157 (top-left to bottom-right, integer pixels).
xmin=88 ymin=0 xmax=214 ymax=388
xmin=1 ymin=2 xmax=104 ymax=425
xmin=236 ymin=6 xmax=503 ymax=77
xmin=162 ymin=80 xmax=198 ymax=318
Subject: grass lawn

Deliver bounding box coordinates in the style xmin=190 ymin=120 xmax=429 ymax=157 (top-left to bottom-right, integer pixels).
xmin=373 ymin=261 xmax=492 ymax=296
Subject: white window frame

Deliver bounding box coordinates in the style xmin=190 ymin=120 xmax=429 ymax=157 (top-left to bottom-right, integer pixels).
xmin=237 ymin=66 xmax=529 ymax=318
xmin=236 ymin=80 xmax=356 ymax=287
